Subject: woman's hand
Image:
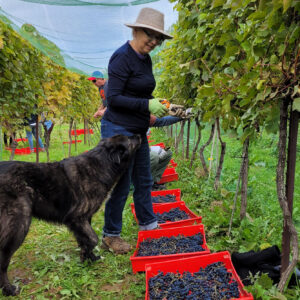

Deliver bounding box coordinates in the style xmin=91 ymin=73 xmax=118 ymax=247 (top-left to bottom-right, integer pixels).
xmin=148 ymin=98 xmax=168 ymax=117
xmin=94 ymin=108 xmax=107 ymax=118
xmin=149 ymin=114 xmax=157 ymax=126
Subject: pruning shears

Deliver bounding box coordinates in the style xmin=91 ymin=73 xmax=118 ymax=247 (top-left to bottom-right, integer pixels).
xmin=159 ymin=99 xmax=170 ymax=109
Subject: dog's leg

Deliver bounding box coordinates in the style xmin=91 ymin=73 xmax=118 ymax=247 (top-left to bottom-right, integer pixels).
xmin=66 ymin=220 xmax=100 ymax=262
xmin=0 ymin=248 xmax=19 ymax=296
xmin=0 ymin=214 xmax=31 ymax=296
xmin=0 ymin=194 xmax=32 ymax=296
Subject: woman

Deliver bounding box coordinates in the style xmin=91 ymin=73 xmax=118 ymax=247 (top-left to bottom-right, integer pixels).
xmin=100 ymin=7 xmax=172 ymax=254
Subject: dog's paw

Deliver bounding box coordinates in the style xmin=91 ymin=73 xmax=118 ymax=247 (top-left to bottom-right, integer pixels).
xmin=2 ymin=284 xmax=19 ymax=296
xmin=80 ymin=251 xmax=101 ymax=263
xmin=89 ymin=253 xmax=101 ymax=262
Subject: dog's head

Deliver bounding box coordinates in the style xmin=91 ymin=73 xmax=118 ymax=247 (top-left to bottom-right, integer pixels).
xmin=97 ymin=134 xmax=141 ymax=167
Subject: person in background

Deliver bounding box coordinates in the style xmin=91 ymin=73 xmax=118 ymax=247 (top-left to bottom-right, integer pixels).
xmin=148 ymin=109 xmax=193 ymax=190
xmin=150 ymin=145 xmax=172 ymax=190
xmin=25 ymin=113 xmax=45 ymax=153
xmin=100 ymin=7 xmax=171 ymax=254
xmin=43 ymin=119 xmax=54 ymax=135
xmin=148 ymin=115 xmax=182 ymax=190
xmin=88 ymin=71 xmax=108 ymax=118
xmin=41 ymin=113 xmax=55 ymax=145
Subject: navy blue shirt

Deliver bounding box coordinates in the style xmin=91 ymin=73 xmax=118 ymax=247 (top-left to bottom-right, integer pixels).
xmin=103 ymin=41 xmax=155 ymax=134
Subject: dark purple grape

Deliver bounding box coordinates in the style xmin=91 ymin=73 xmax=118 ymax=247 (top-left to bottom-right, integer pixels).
xmin=148 ymin=261 xmax=240 ymax=299
xmin=151 ymin=194 xmax=176 ymax=203
xmin=156 ymin=207 xmax=190 ymax=223
xmin=137 ymin=233 xmax=205 ymax=257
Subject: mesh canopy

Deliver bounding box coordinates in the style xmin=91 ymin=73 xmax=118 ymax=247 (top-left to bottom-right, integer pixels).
xmin=0 ymin=0 xmax=177 ymax=75
xmin=18 ymin=0 xmax=158 ymax=6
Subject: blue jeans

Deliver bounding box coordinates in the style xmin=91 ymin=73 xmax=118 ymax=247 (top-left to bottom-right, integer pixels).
xmin=101 ymin=119 xmax=157 ymax=236
xmin=26 ymin=126 xmax=44 ymax=150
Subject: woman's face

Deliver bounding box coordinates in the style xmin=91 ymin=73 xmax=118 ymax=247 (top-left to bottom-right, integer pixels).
xmin=133 ymin=28 xmax=164 ymax=54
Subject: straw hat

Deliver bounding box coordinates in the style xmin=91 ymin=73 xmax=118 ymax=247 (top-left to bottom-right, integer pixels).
xmin=125 ymin=7 xmax=173 ymax=39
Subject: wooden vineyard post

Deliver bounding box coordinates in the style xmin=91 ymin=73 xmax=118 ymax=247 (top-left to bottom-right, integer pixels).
xmin=199 ymin=123 xmax=215 ymax=176
xmin=214 ymin=118 xmax=226 ymax=191
xmin=74 ymin=122 xmax=77 ymax=151
xmin=35 ymin=114 xmax=39 ymax=163
xmin=240 ymin=137 xmax=249 ymax=219
xmin=190 ymin=115 xmax=202 ymax=168
xmin=68 ymin=118 xmax=73 ymax=158
xmin=281 ymin=108 xmax=299 ymax=275
xmin=0 ymin=125 xmax=2 ymax=161
xmin=277 ymin=100 xmax=299 ymax=292
xmin=186 ymin=119 xmax=191 ymax=159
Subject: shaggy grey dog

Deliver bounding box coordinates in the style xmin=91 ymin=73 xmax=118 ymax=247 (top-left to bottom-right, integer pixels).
xmin=0 ymin=134 xmax=141 ymax=296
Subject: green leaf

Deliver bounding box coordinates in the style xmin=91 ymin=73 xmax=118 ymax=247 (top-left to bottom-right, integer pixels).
xmin=60 ymin=289 xmax=71 ymax=295
xmin=229 ymin=0 xmax=243 ymax=10
xmin=198 ymin=85 xmax=215 ymax=97
xmin=292 ymin=85 xmax=299 ymax=97
xmin=201 ymin=70 xmax=209 ymax=81
xmin=211 ymin=0 xmax=225 ymax=9
xmin=241 ymin=40 xmax=251 ymax=53
xmin=292 ymin=98 xmax=300 ymax=112
xmin=256 ymin=80 xmax=266 ymax=90
xmin=239 ymin=97 xmax=251 ymax=107
xmin=283 ymin=0 xmax=292 ymax=13
xmin=0 ymin=36 xmax=3 ymax=49
xmin=257 ymin=273 xmax=273 ymax=289
xmin=278 ymin=44 xmax=285 ymax=56
xmin=224 ymin=67 xmax=235 ymax=75
xmin=253 ymin=45 xmax=265 ymax=57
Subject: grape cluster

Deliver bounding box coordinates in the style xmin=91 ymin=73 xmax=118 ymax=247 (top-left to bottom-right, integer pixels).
xmin=137 ymin=233 xmax=205 ymax=257
xmin=148 ymin=262 xmax=240 ymax=299
xmin=156 ymin=208 xmax=190 ymax=224
xmin=152 ymin=194 xmax=176 ymax=203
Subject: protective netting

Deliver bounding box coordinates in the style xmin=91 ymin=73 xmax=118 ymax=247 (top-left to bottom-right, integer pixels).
xmin=0 ymin=0 xmax=176 ymax=75
xmin=19 ymin=0 xmax=158 ymax=6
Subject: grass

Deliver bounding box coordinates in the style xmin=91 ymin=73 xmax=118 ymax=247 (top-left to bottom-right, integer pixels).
xmin=0 ymin=122 xmax=299 ymax=299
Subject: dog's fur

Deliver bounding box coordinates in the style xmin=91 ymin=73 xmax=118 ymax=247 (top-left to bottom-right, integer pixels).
xmin=0 ymin=134 xmax=141 ymax=296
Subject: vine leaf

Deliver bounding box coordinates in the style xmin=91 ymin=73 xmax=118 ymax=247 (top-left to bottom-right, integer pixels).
xmin=292 ymin=98 xmax=300 ymax=112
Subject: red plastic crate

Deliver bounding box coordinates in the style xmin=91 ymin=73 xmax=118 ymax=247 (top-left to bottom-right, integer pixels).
xmin=151 ymin=188 xmax=181 ymax=203
xmin=158 ymin=167 xmax=179 ymax=184
xmin=130 ymin=189 xmax=182 ymax=214
xmin=145 ymin=251 xmax=253 ymax=300
xmin=130 ymin=224 xmax=210 ymax=273
xmin=14 ymin=138 xmax=28 ymax=142
xmin=7 ymin=147 xmax=41 ymax=155
xmin=71 ymin=129 xmax=93 ymax=135
xmin=168 ymin=159 xmax=177 ymax=167
xmin=84 ymin=129 xmax=94 ymax=134
xmin=71 ymin=129 xmax=81 ymax=135
xmin=63 ymin=140 xmax=82 ymax=144
xmin=14 ymin=148 xmax=25 ymax=155
xmin=154 ymin=202 xmax=202 ymax=228
xmin=150 ymin=142 xmax=165 ymax=149
xmin=131 ymin=202 xmax=202 ymax=229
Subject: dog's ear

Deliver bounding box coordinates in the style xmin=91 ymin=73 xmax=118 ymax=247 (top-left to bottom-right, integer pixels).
xmin=109 ymin=144 xmax=129 ymax=165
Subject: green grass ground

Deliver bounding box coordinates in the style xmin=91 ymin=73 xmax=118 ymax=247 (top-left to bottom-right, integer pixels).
xmin=0 ymin=123 xmax=299 ymax=299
